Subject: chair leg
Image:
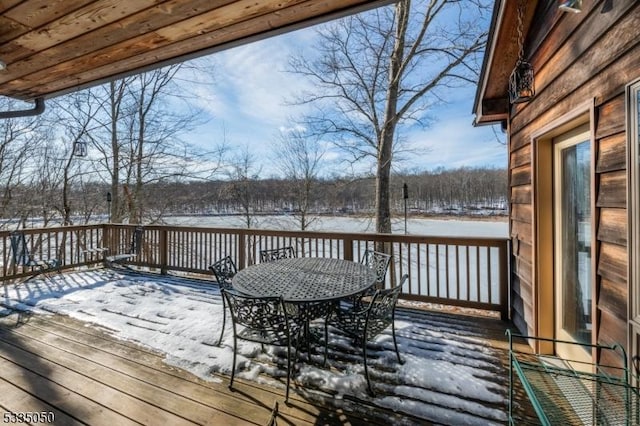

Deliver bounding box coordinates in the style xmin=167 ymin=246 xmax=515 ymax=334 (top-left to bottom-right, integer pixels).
xmin=293 ymin=328 xmax=301 ymax=363
xmin=285 ymin=341 xmax=292 ymax=403
xmin=323 ymin=318 xmax=329 ymax=366
xmin=363 ymin=340 xmax=375 ymax=397
xmin=217 ymin=297 xmax=226 ymax=346
xmin=305 ymin=321 xmax=311 ymax=357
xmin=391 ymin=323 xmax=403 ymax=364
xmin=229 ymin=334 xmax=237 ymax=390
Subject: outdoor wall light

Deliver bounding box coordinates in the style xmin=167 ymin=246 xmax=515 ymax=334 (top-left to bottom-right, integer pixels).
xmin=509 ymin=0 xmax=535 ymax=104
xmin=73 ymin=140 xmax=88 ymax=157
xmin=559 ymin=0 xmax=582 ymax=13
xmin=0 ymin=60 xmax=6 ymax=71
xmin=509 ymin=60 xmax=535 ymax=103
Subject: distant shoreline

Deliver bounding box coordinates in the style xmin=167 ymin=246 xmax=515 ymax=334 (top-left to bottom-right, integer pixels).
xmin=408 ymin=213 xmax=507 ymax=222
xmin=166 ymin=212 xmax=508 ymax=222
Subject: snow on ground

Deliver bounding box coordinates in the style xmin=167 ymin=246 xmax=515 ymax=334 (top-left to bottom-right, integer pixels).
xmin=1 ymin=269 xmax=509 ymax=425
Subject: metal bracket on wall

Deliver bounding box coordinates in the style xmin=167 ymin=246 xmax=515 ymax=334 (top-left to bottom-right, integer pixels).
xmin=0 ymin=97 xmax=45 ymax=119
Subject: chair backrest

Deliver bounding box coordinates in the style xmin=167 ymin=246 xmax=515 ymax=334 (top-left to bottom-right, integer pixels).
xmin=364 ymin=275 xmax=407 ymax=338
xmin=361 ymin=249 xmax=392 ymax=283
xmin=10 ymin=231 xmax=31 ymax=266
xmin=221 ymin=289 xmax=290 ymax=341
xmin=131 ymin=226 xmax=144 ymax=254
xmin=209 ymin=256 xmax=237 ymax=289
xmin=260 ymin=246 xmax=296 ymax=263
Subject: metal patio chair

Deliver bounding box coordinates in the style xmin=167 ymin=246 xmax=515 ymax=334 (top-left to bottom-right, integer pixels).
xmin=10 ymin=231 xmax=61 ymax=280
xmin=209 ymin=255 xmax=238 ymax=346
xmin=259 ymin=246 xmax=296 ymax=263
xmin=325 ymin=274 xmax=408 ymax=397
xmin=222 ymin=289 xmax=301 ymax=403
xmin=341 ymin=249 xmax=393 ymax=309
xmin=105 ymin=226 xmax=144 ymax=267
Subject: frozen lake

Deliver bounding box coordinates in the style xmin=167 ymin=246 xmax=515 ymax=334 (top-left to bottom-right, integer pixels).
xmin=163 ymin=215 xmax=508 ymax=238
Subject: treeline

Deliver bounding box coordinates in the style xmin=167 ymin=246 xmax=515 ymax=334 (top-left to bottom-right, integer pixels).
xmin=143 ymin=167 xmax=506 ymax=216
xmin=2 ymin=166 xmax=506 ymax=225
xmin=3 ymin=166 xmax=507 ymax=224
xmin=127 ymin=166 xmax=508 ymax=219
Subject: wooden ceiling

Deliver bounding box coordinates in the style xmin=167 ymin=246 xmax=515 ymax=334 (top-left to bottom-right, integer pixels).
xmin=0 ymin=0 xmax=392 ymax=102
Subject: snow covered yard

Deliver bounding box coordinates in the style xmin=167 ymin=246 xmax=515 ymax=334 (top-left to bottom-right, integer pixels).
xmin=0 ymin=269 xmax=523 ymax=425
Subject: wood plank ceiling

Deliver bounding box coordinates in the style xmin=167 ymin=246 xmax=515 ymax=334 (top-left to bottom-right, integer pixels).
xmin=0 ymin=0 xmax=392 ymax=102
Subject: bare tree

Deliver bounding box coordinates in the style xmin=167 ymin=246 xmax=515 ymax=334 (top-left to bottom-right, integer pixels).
xmin=226 ymin=146 xmax=262 ymax=229
xmin=0 ymin=99 xmax=48 ymax=228
xmin=289 ymin=0 xmax=490 ymax=233
xmin=48 ymin=91 xmax=101 ymax=225
xmin=273 ymin=127 xmax=324 ymax=230
xmin=88 ymin=64 xmax=214 ymax=223
xmin=87 ymin=79 xmax=130 ymax=223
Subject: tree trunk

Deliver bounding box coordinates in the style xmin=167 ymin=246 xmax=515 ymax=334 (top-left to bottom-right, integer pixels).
xmin=376 ymin=0 xmax=407 ymax=235
xmin=110 ymin=82 xmax=121 ymax=223
xmin=376 ymin=128 xmax=394 ymax=234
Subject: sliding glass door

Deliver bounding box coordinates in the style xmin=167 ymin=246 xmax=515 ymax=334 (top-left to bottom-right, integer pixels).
xmin=553 ymin=125 xmax=592 ymax=361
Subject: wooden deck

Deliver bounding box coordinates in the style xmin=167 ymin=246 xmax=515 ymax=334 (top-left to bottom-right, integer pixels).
xmin=0 ymin=272 xmax=537 ymax=425
xmin=0 ymin=311 xmax=386 ymax=425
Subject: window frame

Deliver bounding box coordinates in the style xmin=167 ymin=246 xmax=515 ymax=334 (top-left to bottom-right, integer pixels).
xmin=626 ymin=81 xmax=640 ymax=325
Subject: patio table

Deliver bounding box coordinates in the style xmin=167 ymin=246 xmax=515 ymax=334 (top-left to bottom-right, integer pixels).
xmin=233 ymin=257 xmax=377 ymax=352
xmin=232 ymin=257 xmax=377 ymax=303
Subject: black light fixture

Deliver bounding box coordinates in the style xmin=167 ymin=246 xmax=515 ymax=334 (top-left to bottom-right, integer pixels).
xmin=509 ymin=0 xmax=535 ymax=104
xmin=403 ymin=183 xmax=409 ymax=235
xmin=509 ymin=61 xmax=535 ymax=104
xmin=559 ymin=0 xmax=582 ymax=13
xmin=106 ymin=192 xmax=112 ymax=222
xmin=73 ymin=140 xmax=87 ymax=157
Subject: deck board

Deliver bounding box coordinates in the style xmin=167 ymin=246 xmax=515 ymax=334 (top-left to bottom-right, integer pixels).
xmin=26 ymin=314 xmax=359 ymax=425
xmin=0 ymin=271 xmax=537 ymax=425
xmin=0 ymin=311 xmax=383 ymax=425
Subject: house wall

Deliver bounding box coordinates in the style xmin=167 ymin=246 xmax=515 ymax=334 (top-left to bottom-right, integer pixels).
xmin=508 ymin=0 xmax=636 ymax=364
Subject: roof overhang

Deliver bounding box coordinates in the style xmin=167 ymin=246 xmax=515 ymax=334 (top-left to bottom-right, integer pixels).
xmin=0 ymin=0 xmax=394 ymax=102
xmin=473 ymin=0 xmax=538 ymax=126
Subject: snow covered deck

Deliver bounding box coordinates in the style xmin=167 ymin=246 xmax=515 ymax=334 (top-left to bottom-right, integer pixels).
xmin=0 ymin=269 xmax=535 ymax=425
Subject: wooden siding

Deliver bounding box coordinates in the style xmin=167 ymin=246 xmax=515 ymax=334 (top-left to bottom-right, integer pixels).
xmin=506 ymin=0 xmax=634 ymax=363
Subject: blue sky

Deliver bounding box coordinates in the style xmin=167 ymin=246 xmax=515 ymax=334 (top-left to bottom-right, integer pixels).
xmin=182 ymin=15 xmax=506 ymax=177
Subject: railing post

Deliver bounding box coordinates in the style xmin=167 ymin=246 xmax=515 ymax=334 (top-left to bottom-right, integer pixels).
xmin=343 ymin=237 xmax=353 ymax=261
xmin=160 ymin=228 xmax=168 ymax=275
xmin=238 ymin=231 xmax=246 ymax=270
xmin=499 ymin=239 xmax=510 ymax=321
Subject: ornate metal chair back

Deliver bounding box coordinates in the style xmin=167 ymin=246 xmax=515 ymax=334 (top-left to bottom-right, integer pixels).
xmin=259 ymin=246 xmax=296 ymax=263
xmin=361 ymin=249 xmax=392 ymax=283
xmin=209 ymin=256 xmax=237 ymax=289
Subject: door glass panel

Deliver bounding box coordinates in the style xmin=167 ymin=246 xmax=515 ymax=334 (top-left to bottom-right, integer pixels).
xmin=558 ymin=140 xmax=591 ymax=346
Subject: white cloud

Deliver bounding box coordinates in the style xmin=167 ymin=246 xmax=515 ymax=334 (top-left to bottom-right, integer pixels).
xmin=179 ymin=23 xmax=506 ymax=176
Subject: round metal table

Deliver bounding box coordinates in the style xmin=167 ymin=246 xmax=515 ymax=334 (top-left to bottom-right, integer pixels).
xmin=233 ymin=257 xmax=377 ymax=302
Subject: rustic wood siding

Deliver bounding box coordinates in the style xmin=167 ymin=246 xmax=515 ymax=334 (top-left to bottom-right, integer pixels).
xmin=507 ymin=0 xmax=634 ymax=363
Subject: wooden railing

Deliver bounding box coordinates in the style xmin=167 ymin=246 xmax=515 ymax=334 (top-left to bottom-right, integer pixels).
xmin=0 ymin=224 xmax=510 ymax=319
